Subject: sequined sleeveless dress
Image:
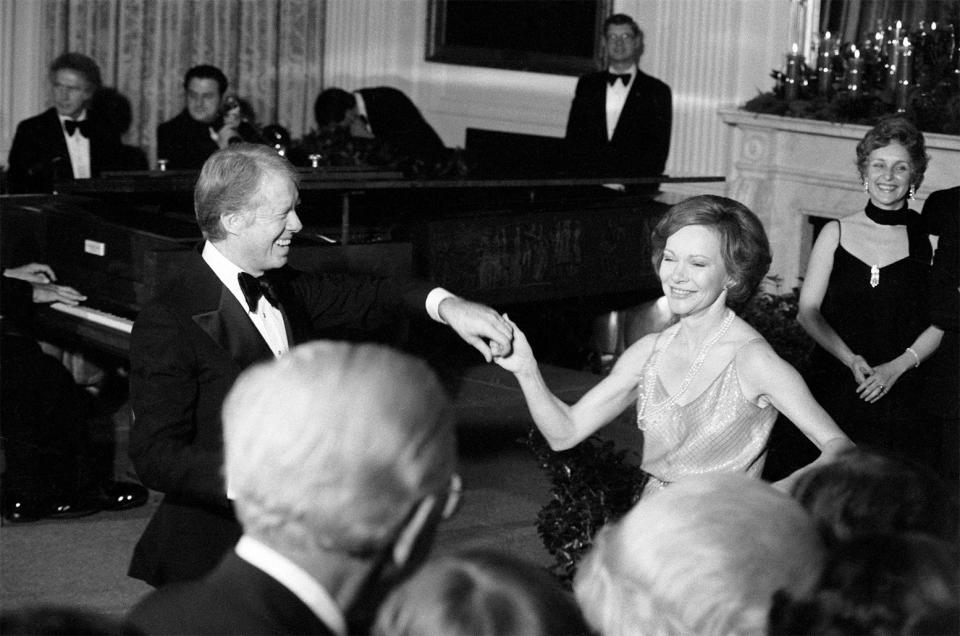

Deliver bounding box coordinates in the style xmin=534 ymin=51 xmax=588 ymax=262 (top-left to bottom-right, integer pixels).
xmin=636 ymin=336 xmax=778 ymax=493
xmin=805 ymin=220 xmax=929 ymax=459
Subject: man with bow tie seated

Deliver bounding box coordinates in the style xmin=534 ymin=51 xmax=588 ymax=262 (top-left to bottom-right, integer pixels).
xmin=127 ymin=143 xmax=514 ymax=588
xmin=6 ymin=52 xmax=128 ymax=194
xmin=564 ymin=13 xmax=672 ymax=190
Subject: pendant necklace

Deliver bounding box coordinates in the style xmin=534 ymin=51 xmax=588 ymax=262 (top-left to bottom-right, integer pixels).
xmin=637 ymin=308 xmax=735 ymax=427
xmin=869 ymin=263 xmax=880 ymax=288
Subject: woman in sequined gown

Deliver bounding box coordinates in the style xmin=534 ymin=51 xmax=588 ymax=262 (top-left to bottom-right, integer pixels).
xmin=496 ymin=195 xmax=852 ymax=493
xmin=798 ymin=118 xmax=941 ymax=466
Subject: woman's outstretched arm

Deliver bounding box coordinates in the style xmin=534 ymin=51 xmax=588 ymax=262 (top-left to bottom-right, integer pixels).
xmin=495 ymin=315 xmax=651 ymax=450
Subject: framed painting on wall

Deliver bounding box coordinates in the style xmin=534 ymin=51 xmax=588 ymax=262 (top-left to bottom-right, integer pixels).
xmin=426 ymin=0 xmax=612 ymax=76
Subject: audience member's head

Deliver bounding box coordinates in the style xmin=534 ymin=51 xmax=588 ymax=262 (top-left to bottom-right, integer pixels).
xmin=574 ymin=473 xmax=825 ymax=636
xmin=193 ymin=143 xmax=299 ymax=242
xmin=790 ymin=447 xmax=958 ymax=544
xmin=314 ymin=87 xmax=357 ymax=129
xmin=0 ymin=605 xmax=126 ymax=635
xmin=651 ymin=195 xmax=772 ymax=308
xmin=373 ymin=549 xmax=588 ymax=636
xmin=769 ymin=532 xmax=959 ymax=635
xmin=49 ymin=52 xmax=102 ymax=119
xmin=222 ymin=340 xmax=456 ymax=580
xmin=182 ymin=64 xmax=228 ymax=124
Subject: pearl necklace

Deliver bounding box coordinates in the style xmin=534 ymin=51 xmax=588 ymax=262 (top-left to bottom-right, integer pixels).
xmin=636 ymin=309 xmax=736 ymax=428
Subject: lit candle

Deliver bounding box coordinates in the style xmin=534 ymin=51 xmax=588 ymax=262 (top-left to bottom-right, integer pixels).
xmin=886 ymin=20 xmax=902 ymax=93
xmin=846 ymin=48 xmax=864 ymax=92
xmin=818 ymin=31 xmax=833 ymax=95
xmin=896 ymin=37 xmax=913 ymax=112
xmin=785 ymin=42 xmax=803 ymax=101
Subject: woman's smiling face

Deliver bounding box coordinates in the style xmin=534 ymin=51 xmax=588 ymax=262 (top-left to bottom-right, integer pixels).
xmin=658 ymin=225 xmax=730 ymax=316
xmin=864 ymin=142 xmax=914 ymax=210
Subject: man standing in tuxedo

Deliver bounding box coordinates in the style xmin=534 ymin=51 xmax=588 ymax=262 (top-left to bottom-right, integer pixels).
xmin=127 ymin=143 xmax=511 ymax=587
xmin=313 ymin=87 xmax=448 ymax=167
xmin=156 ymin=65 xmax=244 ymax=170
xmin=6 ymin=53 xmax=125 ymax=193
xmin=564 ymin=13 xmax=672 ymax=185
xmin=128 ymin=340 xmax=459 ymax=634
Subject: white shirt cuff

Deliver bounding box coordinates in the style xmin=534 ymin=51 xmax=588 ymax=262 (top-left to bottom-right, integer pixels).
xmin=426 ymin=287 xmax=457 ymax=323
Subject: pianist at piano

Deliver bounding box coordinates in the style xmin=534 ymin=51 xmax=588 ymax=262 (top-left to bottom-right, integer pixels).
xmin=1 ymin=260 xmax=148 ymax=522
xmin=125 ymin=143 xmax=513 ymax=587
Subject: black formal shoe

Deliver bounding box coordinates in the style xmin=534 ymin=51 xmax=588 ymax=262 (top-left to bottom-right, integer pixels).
xmin=45 ymin=497 xmax=102 ymax=519
xmin=97 ymin=482 xmax=149 ymax=511
xmin=2 ymin=494 xmax=100 ymax=522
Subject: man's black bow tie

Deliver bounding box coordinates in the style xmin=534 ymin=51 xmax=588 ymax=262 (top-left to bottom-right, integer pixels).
xmin=63 ymin=119 xmax=91 ymax=137
xmin=606 ymin=72 xmax=632 ymax=86
xmin=238 ymin=272 xmax=280 ymax=312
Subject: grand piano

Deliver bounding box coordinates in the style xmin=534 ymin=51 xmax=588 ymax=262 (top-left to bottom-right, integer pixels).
xmin=2 ymin=154 xmax=722 ymax=363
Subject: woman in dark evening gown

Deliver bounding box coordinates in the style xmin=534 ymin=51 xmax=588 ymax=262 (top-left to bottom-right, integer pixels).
xmin=798 ymin=117 xmax=941 ymax=465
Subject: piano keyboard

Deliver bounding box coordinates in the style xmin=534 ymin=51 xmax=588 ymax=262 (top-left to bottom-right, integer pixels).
xmin=49 ymin=302 xmax=133 ymax=334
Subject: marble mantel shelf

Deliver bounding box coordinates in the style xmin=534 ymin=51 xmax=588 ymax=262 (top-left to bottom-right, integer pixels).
xmin=719 ymin=108 xmax=960 ymax=289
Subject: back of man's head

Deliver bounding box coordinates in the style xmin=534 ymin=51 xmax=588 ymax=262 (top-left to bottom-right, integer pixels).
xmin=49 ymin=52 xmax=103 ymax=92
xmin=183 ymin=64 xmax=228 ymax=95
xmin=222 ymin=340 xmax=455 ymax=556
xmin=574 ymin=473 xmax=825 ymax=636
xmin=194 ymin=143 xmax=299 ymax=241
xmin=314 ymin=88 xmax=357 ymax=128
xmin=791 ymin=447 xmax=959 ymax=544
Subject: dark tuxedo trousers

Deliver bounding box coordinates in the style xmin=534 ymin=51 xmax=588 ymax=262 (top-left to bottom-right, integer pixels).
xmin=127 ymin=552 xmax=334 ymax=635
xmin=564 ymin=70 xmax=672 ymax=179
xmin=6 ymin=108 xmax=126 ymax=194
xmin=127 ymin=249 xmax=431 ymax=586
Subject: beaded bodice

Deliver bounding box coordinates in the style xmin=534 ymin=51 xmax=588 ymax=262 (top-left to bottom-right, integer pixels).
xmin=636 ymin=337 xmax=777 ymax=486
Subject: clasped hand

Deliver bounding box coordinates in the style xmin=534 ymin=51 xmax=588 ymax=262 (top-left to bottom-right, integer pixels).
xmin=851 ymin=354 xmax=903 ymax=404
xmin=438 ymin=298 xmax=514 ymax=363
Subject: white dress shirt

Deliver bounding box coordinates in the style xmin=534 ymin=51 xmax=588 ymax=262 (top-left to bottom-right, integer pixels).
xmin=202 ymin=242 xmax=290 ymax=358
xmin=235 ymin=536 xmax=347 ymax=636
xmin=605 ymin=65 xmax=638 ymax=140
xmin=59 ymin=110 xmax=91 ymax=179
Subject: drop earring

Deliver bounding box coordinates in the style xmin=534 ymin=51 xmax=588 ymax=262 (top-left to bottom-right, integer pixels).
xmin=909 ymin=184 xmax=916 ymax=199
xmin=863 ymin=180 xmax=869 ymax=193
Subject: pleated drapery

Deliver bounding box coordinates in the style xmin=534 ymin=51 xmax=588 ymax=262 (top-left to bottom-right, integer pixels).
xmin=43 ymin=0 xmax=326 ymax=166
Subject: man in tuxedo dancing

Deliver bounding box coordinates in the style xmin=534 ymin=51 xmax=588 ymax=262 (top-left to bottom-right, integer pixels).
xmin=6 ymin=52 xmax=125 ymax=193
xmin=564 ymin=13 xmax=672 ymax=187
xmin=127 ymin=143 xmax=512 ymax=587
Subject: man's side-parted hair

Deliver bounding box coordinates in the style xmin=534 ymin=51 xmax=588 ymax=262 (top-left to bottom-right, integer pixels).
xmin=650 ymin=195 xmax=772 ymax=309
xmin=222 ymin=341 xmax=456 ymax=556
xmin=183 ymin=64 xmax=228 ymax=95
xmin=49 ymin=52 xmax=103 ymax=92
xmin=574 ymin=473 xmax=825 ymax=636
xmin=604 ymin=13 xmax=641 ymax=37
xmin=194 ymin=143 xmax=299 ymax=241
xmin=314 ymin=88 xmax=357 ymax=128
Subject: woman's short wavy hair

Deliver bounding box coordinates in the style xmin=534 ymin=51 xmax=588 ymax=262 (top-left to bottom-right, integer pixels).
xmin=650 ymin=195 xmax=771 ymax=309
xmin=574 ymin=473 xmax=825 ymax=636
xmin=855 ymin=116 xmax=929 ymax=189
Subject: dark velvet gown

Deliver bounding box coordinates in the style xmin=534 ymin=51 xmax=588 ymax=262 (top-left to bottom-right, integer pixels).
xmin=805 ymin=204 xmax=934 ymax=465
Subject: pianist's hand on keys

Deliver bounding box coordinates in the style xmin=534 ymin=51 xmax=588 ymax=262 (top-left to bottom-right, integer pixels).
xmin=2 ymin=263 xmax=87 ymax=305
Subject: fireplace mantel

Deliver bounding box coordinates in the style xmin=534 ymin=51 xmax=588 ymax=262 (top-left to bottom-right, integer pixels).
xmin=719 ymin=108 xmax=960 ymax=289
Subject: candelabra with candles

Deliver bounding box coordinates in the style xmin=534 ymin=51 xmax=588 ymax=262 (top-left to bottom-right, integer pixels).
xmin=752 ymin=17 xmax=959 ymax=134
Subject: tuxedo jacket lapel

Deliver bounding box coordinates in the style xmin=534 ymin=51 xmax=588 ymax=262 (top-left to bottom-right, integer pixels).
xmin=42 ymin=109 xmax=74 ymax=177
xmin=187 ymin=253 xmax=274 ymax=369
